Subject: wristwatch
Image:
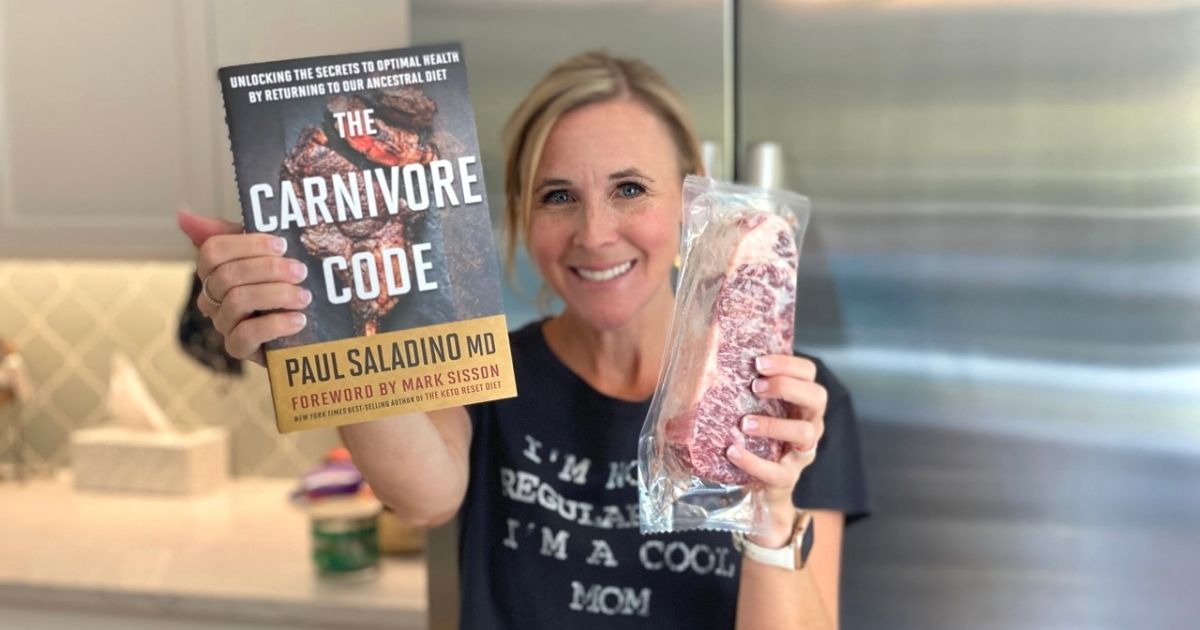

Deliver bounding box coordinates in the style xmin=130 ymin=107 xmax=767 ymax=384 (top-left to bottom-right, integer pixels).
xmin=731 ymin=509 xmax=815 ymax=571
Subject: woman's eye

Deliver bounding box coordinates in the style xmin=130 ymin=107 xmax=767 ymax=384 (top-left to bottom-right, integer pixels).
xmin=616 ymin=182 xmax=645 ymax=198
xmin=542 ymin=189 xmax=571 ymax=205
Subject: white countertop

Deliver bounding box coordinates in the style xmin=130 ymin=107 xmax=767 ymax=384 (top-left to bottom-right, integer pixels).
xmin=0 ymin=474 xmax=426 ymax=629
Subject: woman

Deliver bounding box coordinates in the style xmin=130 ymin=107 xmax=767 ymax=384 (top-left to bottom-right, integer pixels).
xmin=180 ymin=51 xmax=868 ymax=629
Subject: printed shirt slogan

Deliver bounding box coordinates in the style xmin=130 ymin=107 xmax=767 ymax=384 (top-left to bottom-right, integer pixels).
xmin=499 ymin=433 xmax=738 ymax=619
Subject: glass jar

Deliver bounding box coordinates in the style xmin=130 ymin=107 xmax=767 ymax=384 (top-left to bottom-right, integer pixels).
xmin=307 ymin=495 xmax=382 ymax=580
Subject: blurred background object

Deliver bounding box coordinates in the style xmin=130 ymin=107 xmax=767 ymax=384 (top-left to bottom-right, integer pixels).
xmin=291 ymin=447 xmax=424 ymax=580
xmin=68 ymin=352 xmax=230 ymax=495
xmin=0 ymin=339 xmax=33 ymax=480
xmin=294 ymin=448 xmax=384 ymax=582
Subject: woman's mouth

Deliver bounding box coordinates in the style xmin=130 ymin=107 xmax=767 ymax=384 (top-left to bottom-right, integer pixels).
xmin=571 ymin=260 xmax=635 ymax=282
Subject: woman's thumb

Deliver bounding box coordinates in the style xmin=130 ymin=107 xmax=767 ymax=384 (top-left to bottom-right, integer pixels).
xmin=177 ymin=209 xmax=242 ymax=246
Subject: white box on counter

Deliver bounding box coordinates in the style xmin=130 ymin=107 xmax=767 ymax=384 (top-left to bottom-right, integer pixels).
xmin=70 ymin=426 xmax=229 ymax=495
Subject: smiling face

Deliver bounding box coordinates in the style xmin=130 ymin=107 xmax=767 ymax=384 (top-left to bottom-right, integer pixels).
xmin=526 ymin=98 xmax=684 ymax=332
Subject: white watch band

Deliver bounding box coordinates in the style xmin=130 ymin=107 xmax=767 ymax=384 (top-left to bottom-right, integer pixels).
xmin=732 ymin=509 xmax=812 ymax=571
xmin=736 ymin=533 xmax=799 ymax=570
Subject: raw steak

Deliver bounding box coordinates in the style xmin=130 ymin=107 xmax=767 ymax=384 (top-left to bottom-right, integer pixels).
xmin=661 ymin=211 xmax=798 ymax=485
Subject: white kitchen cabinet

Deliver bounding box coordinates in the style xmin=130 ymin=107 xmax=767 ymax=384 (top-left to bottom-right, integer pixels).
xmin=0 ymin=0 xmax=410 ymax=260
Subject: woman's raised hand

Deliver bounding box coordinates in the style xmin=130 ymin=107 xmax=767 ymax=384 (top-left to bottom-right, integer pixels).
xmin=726 ymin=354 xmax=827 ymax=547
xmin=177 ymin=209 xmax=310 ymax=366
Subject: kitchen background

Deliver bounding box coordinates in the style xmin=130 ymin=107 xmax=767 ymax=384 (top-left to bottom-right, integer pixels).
xmin=0 ymin=260 xmax=334 ymax=476
xmin=2 ymin=0 xmax=1199 ymax=629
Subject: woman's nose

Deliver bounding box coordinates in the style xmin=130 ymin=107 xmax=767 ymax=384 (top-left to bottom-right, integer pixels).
xmin=573 ymin=202 xmax=620 ymax=249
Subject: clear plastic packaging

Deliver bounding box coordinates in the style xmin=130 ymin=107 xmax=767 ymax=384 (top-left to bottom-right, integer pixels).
xmin=638 ymin=175 xmax=810 ymax=536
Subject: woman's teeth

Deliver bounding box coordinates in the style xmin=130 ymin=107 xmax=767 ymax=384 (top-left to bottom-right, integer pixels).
xmin=574 ymin=260 xmax=634 ymax=282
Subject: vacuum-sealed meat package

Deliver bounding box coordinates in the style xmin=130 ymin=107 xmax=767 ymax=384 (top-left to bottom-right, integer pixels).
xmin=639 ymin=175 xmax=810 ymax=536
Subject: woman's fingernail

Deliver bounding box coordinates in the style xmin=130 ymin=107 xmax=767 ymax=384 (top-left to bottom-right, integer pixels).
xmin=752 ymin=378 xmax=768 ymax=393
xmin=290 ymin=261 xmax=308 ymax=280
xmin=755 ymin=356 xmax=772 ymax=372
xmin=741 ymin=416 xmax=759 ymax=433
xmin=291 ymin=313 xmax=307 ymax=328
xmin=273 ymin=237 xmax=288 ymax=254
xmin=299 ymin=289 xmax=312 ymax=306
xmin=726 ymin=445 xmax=741 ymax=461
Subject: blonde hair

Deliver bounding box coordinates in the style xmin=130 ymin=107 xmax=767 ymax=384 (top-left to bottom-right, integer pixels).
xmin=500 ymin=51 xmax=704 ymax=304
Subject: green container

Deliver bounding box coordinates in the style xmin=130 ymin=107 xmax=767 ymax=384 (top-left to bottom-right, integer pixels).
xmin=307 ymin=496 xmax=382 ymax=578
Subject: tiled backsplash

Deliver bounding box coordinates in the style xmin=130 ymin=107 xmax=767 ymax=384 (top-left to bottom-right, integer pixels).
xmin=0 ymin=260 xmax=339 ymax=478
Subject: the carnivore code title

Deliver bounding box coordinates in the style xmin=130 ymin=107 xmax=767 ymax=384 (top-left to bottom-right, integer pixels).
xmin=246 ymin=118 xmax=482 ymax=307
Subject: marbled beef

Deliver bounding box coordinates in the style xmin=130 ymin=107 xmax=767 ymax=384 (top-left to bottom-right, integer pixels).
xmin=661 ymin=211 xmax=798 ymax=485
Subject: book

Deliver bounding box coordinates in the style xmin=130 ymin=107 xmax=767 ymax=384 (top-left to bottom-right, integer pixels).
xmin=218 ymin=43 xmax=516 ymax=433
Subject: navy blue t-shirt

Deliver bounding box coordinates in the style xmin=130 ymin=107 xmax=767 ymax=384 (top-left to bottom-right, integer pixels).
xmin=459 ymin=319 xmax=870 ymax=629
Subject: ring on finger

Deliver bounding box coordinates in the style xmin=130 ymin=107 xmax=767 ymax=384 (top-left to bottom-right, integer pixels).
xmin=201 ymin=274 xmax=223 ymax=308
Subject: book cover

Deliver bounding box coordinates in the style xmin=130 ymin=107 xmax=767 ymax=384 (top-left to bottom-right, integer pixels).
xmin=218 ymin=43 xmax=516 ymax=433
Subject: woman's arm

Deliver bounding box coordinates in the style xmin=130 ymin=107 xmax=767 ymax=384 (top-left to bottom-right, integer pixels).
xmin=338 ymin=407 xmax=472 ymax=527
xmin=735 ymin=509 xmax=843 ymax=630
xmin=726 ymin=354 xmax=842 ymax=629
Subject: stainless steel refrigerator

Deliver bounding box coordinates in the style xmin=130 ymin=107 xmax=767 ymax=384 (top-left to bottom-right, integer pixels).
xmin=412 ymin=2 xmax=1200 ymax=628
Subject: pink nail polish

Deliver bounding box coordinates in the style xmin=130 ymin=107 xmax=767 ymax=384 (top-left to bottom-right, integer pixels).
xmin=755 ymin=356 xmax=771 ymax=372
xmin=741 ymin=416 xmax=758 ymax=433
xmin=726 ymin=445 xmax=741 ymax=461
xmin=751 ymin=378 xmax=767 ymax=393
